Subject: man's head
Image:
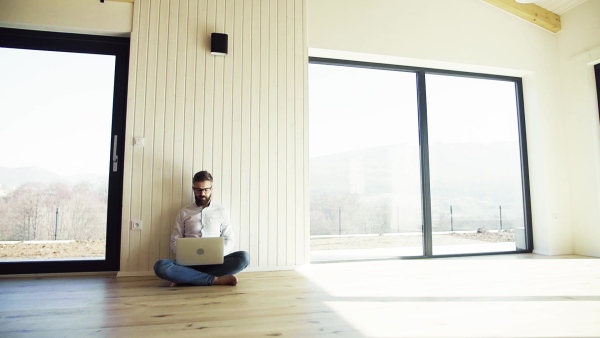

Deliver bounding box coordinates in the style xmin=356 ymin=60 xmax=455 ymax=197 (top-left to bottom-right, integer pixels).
xmin=192 ymin=171 xmax=213 ymax=207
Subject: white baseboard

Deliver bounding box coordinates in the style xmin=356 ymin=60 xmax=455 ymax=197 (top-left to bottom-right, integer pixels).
xmin=115 ymin=264 xmax=303 ymax=278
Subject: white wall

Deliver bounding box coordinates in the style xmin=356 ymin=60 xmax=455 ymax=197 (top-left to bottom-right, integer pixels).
xmin=0 ymin=0 xmax=132 ymax=36
xmin=121 ymin=0 xmax=308 ymax=274
xmin=307 ymin=0 xmax=583 ymax=255
xmin=557 ymin=0 xmax=600 ymax=257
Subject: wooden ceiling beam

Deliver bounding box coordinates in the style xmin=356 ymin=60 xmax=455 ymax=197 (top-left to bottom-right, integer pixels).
xmin=483 ymin=0 xmax=561 ymax=33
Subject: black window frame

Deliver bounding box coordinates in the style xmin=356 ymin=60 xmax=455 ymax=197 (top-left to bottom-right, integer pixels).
xmin=308 ymin=57 xmax=534 ymax=258
xmin=0 ymin=27 xmax=129 ymax=274
xmin=595 ymin=63 xmax=600 ymax=122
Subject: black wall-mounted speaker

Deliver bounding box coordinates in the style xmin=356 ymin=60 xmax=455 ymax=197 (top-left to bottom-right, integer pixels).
xmin=211 ymin=33 xmax=228 ymax=55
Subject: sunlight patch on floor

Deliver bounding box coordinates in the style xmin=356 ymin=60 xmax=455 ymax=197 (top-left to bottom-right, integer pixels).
xmin=325 ymin=300 xmax=600 ymax=337
xmin=297 ymin=256 xmax=600 ymax=337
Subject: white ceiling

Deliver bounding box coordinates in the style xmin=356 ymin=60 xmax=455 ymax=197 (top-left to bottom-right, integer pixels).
xmin=533 ymin=0 xmax=589 ymax=15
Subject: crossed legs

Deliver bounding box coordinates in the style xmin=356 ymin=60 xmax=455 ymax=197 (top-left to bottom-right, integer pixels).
xmin=154 ymin=251 xmax=250 ymax=286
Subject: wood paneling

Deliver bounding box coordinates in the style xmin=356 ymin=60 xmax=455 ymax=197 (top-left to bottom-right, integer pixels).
xmin=120 ymin=0 xmax=307 ymax=273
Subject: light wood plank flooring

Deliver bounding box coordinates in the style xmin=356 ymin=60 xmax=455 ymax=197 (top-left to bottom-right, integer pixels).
xmin=1 ymin=254 xmax=600 ymax=337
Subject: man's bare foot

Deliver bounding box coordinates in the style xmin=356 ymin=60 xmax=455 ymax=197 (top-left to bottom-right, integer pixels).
xmin=213 ymin=275 xmax=238 ymax=286
xmin=169 ymin=282 xmax=178 ymax=287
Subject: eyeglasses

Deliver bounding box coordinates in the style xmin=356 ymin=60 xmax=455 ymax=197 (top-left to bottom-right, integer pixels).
xmin=192 ymin=187 xmax=212 ymax=193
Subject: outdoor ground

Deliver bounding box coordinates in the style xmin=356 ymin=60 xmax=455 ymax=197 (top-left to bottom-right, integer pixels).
xmin=0 ymin=231 xmax=514 ymax=260
xmin=310 ymin=231 xmax=515 ymax=250
xmin=450 ymin=231 xmax=515 ymax=242
xmin=0 ymin=240 xmax=105 ymax=260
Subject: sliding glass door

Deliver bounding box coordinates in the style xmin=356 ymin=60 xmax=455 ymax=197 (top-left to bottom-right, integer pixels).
xmin=309 ymin=63 xmax=423 ymax=262
xmin=0 ymin=47 xmax=113 ymax=257
xmin=309 ymin=58 xmax=532 ymax=261
xmin=0 ymin=28 xmax=129 ymax=274
xmin=426 ymin=74 xmax=527 ymax=255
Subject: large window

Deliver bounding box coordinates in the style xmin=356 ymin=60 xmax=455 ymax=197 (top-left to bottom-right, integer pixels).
xmin=426 ymin=74 xmax=527 ymax=255
xmin=0 ymin=28 xmax=129 ymax=274
xmin=309 ymin=63 xmax=422 ymax=262
xmin=309 ymin=58 xmax=532 ymax=261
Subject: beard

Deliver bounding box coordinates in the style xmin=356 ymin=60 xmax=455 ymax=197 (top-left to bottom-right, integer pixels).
xmin=195 ymin=194 xmax=211 ymax=207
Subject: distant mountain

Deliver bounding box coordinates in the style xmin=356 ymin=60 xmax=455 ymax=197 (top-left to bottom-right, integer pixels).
xmin=0 ymin=166 xmax=107 ymax=191
xmin=310 ymin=142 xmax=524 ymax=208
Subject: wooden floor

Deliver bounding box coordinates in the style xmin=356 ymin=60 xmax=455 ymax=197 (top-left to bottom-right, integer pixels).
xmin=1 ymin=254 xmax=600 ymax=337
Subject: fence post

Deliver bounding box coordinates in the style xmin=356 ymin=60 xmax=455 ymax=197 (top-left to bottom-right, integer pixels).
xmin=338 ymin=207 xmax=342 ymax=235
xmin=55 ymin=207 xmax=59 ymax=240
xmin=499 ymin=205 xmax=503 ymax=231
xmin=450 ymin=206 xmax=454 ymax=231
xmin=397 ymin=206 xmax=400 ymax=233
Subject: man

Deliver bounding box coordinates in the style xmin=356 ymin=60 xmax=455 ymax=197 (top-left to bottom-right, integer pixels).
xmin=154 ymin=171 xmax=250 ymax=286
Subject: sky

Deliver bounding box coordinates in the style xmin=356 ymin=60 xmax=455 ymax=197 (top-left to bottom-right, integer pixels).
xmin=308 ymin=64 xmax=419 ymax=158
xmin=0 ymin=47 xmax=115 ymax=177
xmin=307 ymin=63 xmax=525 ymax=223
xmin=308 ymin=63 xmax=520 ymax=159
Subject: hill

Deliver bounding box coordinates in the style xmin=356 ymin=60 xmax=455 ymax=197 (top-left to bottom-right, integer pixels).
xmin=0 ymin=166 xmax=107 ymax=191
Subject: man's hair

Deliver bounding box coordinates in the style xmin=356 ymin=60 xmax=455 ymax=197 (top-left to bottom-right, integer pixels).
xmin=193 ymin=170 xmax=213 ymax=183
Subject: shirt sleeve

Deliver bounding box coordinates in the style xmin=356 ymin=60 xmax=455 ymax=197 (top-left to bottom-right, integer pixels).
xmin=170 ymin=210 xmax=185 ymax=254
xmin=220 ymin=209 xmax=235 ymax=254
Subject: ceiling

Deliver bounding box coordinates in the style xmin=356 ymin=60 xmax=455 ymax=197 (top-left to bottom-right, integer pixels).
xmin=107 ymin=0 xmax=588 ymax=16
xmin=105 ymin=0 xmax=588 ymax=32
xmin=530 ymin=0 xmax=589 ymax=15
xmin=484 ymin=0 xmax=589 ymax=32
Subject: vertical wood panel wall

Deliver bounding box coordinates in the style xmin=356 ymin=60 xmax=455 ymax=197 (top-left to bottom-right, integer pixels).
xmin=120 ymin=0 xmax=308 ymax=273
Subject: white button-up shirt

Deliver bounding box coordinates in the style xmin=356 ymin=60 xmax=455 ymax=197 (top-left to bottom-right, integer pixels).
xmin=170 ymin=202 xmax=234 ymax=255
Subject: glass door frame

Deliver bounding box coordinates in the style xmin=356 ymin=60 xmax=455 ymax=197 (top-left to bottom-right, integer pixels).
xmin=0 ymin=27 xmax=129 ymax=274
xmin=309 ymin=57 xmax=534 ymax=259
xmin=595 ymin=63 xmax=600 ymax=122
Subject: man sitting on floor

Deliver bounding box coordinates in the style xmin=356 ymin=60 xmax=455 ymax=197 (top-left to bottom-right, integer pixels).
xmin=154 ymin=170 xmax=250 ymax=286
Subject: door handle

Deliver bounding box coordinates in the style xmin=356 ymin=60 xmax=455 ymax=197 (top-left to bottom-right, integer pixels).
xmin=112 ymin=135 xmax=118 ymax=172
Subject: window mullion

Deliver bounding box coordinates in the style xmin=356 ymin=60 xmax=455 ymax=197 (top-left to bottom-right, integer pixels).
xmin=417 ymin=71 xmax=433 ymax=257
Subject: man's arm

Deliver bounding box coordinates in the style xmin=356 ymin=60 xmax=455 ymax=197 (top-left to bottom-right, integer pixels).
xmin=220 ymin=210 xmax=235 ymax=254
xmin=170 ymin=211 xmax=185 ymax=254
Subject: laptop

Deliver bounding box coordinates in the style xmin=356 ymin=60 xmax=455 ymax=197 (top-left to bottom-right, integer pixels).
xmin=175 ymin=237 xmax=225 ymax=266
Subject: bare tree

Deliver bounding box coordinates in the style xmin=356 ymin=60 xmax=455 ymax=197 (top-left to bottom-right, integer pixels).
xmin=6 ymin=183 xmax=48 ymax=240
xmin=2 ymin=180 xmax=108 ymax=242
xmin=63 ymin=182 xmax=106 ymax=240
xmin=0 ymin=194 xmax=10 ymax=240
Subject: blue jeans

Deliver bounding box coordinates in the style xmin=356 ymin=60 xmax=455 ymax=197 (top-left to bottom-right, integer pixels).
xmin=154 ymin=251 xmax=250 ymax=286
